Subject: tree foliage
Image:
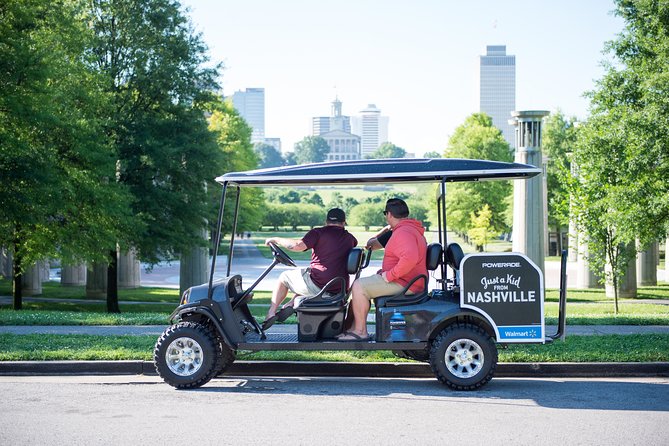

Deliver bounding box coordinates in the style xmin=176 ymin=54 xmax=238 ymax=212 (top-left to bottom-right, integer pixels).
xmin=443 ymin=113 xmax=513 ymax=238
xmin=367 ymin=142 xmax=406 ymax=159
xmin=0 ymin=0 xmax=132 ymax=308
xmin=254 ymin=143 xmax=284 ymax=169
xmin=293 ymin=136 xmax=330 ymax=164
xmin=468 ymin=205 xmax=497 ymax=251
xmin=565 ymin=0 xmax=669 ymax=311
xmin=542 ymin=110 xmax=578 ymax=229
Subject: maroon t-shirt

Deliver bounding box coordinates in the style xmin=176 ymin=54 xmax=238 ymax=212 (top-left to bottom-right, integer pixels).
xmin=302 ymin=225 xmax=358 ymax=293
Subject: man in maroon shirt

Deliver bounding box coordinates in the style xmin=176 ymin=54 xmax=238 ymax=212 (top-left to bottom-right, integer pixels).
xmin=262 ymin=208 xmax=358 ymax=329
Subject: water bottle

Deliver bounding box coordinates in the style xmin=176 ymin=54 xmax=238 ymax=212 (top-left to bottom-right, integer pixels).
xmin=389 ymin=310 xmax=406 ymax=342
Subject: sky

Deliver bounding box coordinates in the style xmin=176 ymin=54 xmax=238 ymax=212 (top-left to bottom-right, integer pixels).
xmin=182 ymin=0 xmax=625 ymax=156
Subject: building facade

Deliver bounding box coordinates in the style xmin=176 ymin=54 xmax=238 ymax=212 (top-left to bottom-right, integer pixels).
xmin=231 ymin=87 xmax=265 ymax=144
xmin=479 ymin=45 xmax=516 ymax=148
xmin=312 ymin=98 xmax=351 ymax=136
xmin=351 ymin=104 xmax=389 ymax=158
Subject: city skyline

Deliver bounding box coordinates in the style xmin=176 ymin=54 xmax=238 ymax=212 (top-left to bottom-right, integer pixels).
xmin=183 ymin=0 xmax=624 ymax=157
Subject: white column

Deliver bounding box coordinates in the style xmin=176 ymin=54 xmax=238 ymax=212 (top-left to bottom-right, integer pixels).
xmin=179 ymin=228 xmax=209 ymax=295
xmin=636 ymin=241 xmax=658 ymax=287
xmin=576 ymin=236 xmax=603 ymax=289
xmin=86 ymin=262 xmax=107 ymax=298
xmin=118 ymin=248 xmax=141 ymax=289
xmin=21 ymin=263 xmax=42 ymax=296
xmin=61 ymin=264 xmax=87 ymax=286
xmin=605 ymin=245 xmax=637 ymax=298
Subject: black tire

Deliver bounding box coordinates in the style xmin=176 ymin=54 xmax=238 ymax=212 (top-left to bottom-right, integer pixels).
xmin=154 ymin=321 xmax=225 ymax=389
xmin=429 ymin=323 xmax=497 ymax=390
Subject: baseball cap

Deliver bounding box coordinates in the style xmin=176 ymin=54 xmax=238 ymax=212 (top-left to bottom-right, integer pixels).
xmin=326 ymin=208 xmax=346 ymax=223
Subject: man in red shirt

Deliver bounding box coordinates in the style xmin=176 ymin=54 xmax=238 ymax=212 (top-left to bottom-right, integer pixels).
xmin=262 ymin=208 xmax=358 ymax=329
xmin=338 ymin=198 xmax=427 ymax=341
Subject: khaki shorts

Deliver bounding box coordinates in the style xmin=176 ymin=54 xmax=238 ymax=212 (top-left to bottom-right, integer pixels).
xmin=357 ymin=274 xmax=406 ymax=300
xmin=279 ymin=268 xmax=322 ymax=296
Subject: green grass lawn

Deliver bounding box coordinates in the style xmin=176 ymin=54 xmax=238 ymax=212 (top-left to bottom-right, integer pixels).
xmin=2 ymin=277 xmax=668 ymax=326
xmin=1 ymin=333 xmax=666 ymax=362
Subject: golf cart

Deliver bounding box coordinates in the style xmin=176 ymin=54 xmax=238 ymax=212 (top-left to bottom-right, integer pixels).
xmin=154 ymin=158 xmax=567 ymax=390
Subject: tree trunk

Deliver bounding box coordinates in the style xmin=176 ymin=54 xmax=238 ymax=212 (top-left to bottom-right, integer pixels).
xmin=106 ymin=249 xmax=120 ymax=313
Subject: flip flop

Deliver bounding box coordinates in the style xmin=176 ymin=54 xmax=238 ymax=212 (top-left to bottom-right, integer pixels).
xmin=337 ymin=332 xmax=370 ymax=342
xmin=261 ymin=315 xmax=277 ymax=331
xmin=276 ymin=305 xmax=295 ymax=322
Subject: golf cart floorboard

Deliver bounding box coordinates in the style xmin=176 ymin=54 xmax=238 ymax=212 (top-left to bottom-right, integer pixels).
xmin=238 ymin=332 xmax=428 ymax=351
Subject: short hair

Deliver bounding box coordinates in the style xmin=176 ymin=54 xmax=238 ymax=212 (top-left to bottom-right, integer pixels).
xmin=384 ymin=198 xmax=410 ymax=218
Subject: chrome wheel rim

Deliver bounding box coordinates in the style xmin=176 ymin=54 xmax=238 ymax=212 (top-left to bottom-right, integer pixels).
xmin=165 ymin=337 xmax=204 ymax=377
xmin=445 ymin=338 xmax=484 ymax=379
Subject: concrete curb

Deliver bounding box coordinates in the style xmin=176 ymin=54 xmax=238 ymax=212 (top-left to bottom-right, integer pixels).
xmin=1 ymin=360 xmax=668 ymax=378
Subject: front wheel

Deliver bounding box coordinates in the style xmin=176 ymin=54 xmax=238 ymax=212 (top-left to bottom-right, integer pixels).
xmin=154 ymin=321 xmax=228 ymax=389
xmin=429 ymin=323 xmax=497 ymax=390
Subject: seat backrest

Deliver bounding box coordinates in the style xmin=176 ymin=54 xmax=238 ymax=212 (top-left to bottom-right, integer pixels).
xmin=347 ymin=247 xmax=364 ymax=275
xmin=426 ymin=243 xmax=443 ymax=271
xmin=445 ymin=242 xmax=464 ymax=271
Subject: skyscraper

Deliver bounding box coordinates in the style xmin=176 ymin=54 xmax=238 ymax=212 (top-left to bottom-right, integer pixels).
xmin=231 ymin=88 xmax=265 ymax=144
xmin=351 ymin=104 xmax=389 ymax=158
xmin=479 ymin=45 xmax=516 ymax=148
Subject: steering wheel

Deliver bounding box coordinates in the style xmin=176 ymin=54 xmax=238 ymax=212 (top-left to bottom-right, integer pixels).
xmin=268 ymin=242 xmax=297 ymax=267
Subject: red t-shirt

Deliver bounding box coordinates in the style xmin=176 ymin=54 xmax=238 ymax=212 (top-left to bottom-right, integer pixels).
xmin=302 ymin=225 xmax=358 ymax=293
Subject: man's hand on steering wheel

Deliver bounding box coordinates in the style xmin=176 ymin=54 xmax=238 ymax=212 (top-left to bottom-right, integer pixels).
xmin=267 ymin=241 xmax=297 ymax=267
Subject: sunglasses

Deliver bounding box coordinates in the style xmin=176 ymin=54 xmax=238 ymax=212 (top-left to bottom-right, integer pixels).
xmin=381 ymin=210 xmax=390 ymax=216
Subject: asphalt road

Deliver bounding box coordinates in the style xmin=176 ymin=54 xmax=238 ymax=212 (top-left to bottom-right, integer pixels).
xmin=1 ymin=375 xmax=668 ymax=445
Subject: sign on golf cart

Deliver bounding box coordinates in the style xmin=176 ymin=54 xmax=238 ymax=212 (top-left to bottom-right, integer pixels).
xmin=460 ymin=253 xmax=545 ymax=343
xmin=153 ymin=158 xmax=567 ymax=392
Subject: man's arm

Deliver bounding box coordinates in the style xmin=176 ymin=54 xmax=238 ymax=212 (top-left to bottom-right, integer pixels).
xmin=365 ymin=225 xmax=391 ymax=250
xmin=265 ymin=237 xmax=308 ymax=252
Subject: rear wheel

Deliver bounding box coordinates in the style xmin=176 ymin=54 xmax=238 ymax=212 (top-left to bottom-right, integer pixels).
xmin=429 ymin=323 xmax=497 ymax=390
xmin=154 ymin=321 xmax=228 ymax=389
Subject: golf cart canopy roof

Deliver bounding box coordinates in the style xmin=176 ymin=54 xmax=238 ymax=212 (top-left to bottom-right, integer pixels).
xmin=215 ymin=158 xmax=541 ymax=186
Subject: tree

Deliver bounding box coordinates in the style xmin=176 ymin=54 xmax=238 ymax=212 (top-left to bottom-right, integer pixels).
xmin=565 ymin=0 xmax=669 ymax=312
xmin=349 ymin=203 xmax=386 ymax=231
xmin=208 ymin=100 xmax=264 ymax=235
xmin=89 ymin=0 xmax=223 ymax=311
xmin=293 ymin=136 xmax=330 ymax=164
xmin=542 ymin=111 xmax=578 ymax=231
xmin=468 ymin=205 xmax=497 ymax=251
xmin=423 ymin=151 xmax=442 ymax=158
xmin=443 ymin=113 xmax=513 ymax=239
xmin=254 ymin=143 xmax=284 ymax=169
xmin=0 ymin=0 xmax=132 ymax=309
xmin=283 ymin=151 xmax=297 ymax=166
xmin=367 ymin=142 xmax=406 ymax=159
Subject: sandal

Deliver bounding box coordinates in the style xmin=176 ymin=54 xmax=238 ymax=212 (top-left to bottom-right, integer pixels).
xmin=336 ymin=332 xmax=370 ymax=342
xmin=261 ymin=314 xmax=277 ymax=331
xmin=276 ymin=305 xmax=295 ymax=322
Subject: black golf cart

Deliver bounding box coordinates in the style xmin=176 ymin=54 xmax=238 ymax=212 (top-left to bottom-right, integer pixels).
xmin=154 ymin=158 xmax=567 ymax=390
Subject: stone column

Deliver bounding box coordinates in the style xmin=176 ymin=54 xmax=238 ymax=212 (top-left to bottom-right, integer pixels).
xmin=605 ymin=245 xmax=637 ymax=298
xmin=510 ymin=110 xmax=549 ymax=274
xmin=21 ymin=263 xmax=42 ymax=296
xmin=118 ymin=248 xmax=141 ymax=289
xmin=61 ymin=264 xmax=87 ymax=286
xmin=180 ymin=228 xmax=209 ymax=295
xmin=665 ymin=236 xmax=669 ymax=284
xmin=86 ymin=262 xmax=107 ymax=298
xmin=576 ymin=236 xmax=603 ymax=289
xmin=636 ymin=241 xmax=658 ymax=287
xmin=567 ymin=217 xmax=578 ymax=263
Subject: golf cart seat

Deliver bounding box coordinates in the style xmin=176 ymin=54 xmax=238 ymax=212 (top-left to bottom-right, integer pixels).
xmin=375 ymin=242 xmax=443 ymax=308
xmin=445 ymin=242 xmax=464 ymax=286
xmin=293 ymin=247 xmax=365 ymax=341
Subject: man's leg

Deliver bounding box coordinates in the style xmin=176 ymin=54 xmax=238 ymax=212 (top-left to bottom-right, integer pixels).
xmin=349 ymin=280 xmax=371 ymax=336
xmin=266 ymin=281 xmax=289 ymax=319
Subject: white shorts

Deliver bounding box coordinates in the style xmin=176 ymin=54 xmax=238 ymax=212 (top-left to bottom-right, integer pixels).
xmin=279 ymin=268 xmax=322 ymax=296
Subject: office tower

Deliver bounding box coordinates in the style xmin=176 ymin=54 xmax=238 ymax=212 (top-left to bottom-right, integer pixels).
xmin=479 ymin=45 xmax=516 ymax=148
xmin=351 ymin=104 xmax=389 ymax=158
xmin=231 ymin=88 xmax=265 ymax=143
xmin=312 ymin=97 xmax=351 ymax=136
